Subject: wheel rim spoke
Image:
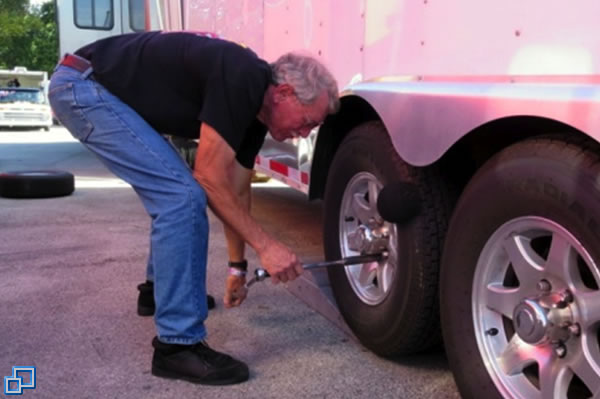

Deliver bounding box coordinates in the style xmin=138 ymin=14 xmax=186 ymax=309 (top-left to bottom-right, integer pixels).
xmin=577 ymin=291 xmax=600 ymax=329
xmin=498 ymin=335 xmax=536 ymax=375
xmin=357 ymin=262 xmax=376 ymax=286
xmin=503 ymin=233 xmax=544 ymax=289
xmin=485 ymin=283 xmax=520 ymax=318
xmin=351 ymin=185 xmax=376 ymax=225
xmin=367 ymin=180 xmax=379 ymax=216
xmin=544 ymin=233 xmax=580 ymax=285
xmin=378 ymin=263 xmax=392 ymax=293
xmin=539 ymin=356 xmax=570 ymax=399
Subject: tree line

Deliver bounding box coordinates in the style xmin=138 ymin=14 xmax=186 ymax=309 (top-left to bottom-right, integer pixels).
xmin=0 ymin=0 xmax=58 ymax=74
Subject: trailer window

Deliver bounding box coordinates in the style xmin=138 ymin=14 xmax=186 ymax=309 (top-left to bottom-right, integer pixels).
xmin=74 ymin=0 xmax=114 ymax=30
xmin=129 ymin=0 xmax=146 ymax=32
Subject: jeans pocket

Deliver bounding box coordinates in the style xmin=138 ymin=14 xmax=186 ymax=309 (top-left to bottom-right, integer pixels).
xmin=49 ymin=81 xmax=95 ymax=142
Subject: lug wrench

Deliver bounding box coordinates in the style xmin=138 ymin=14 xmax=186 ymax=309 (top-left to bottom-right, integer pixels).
xmin=245 ymin=252 xmax=388 ymax=288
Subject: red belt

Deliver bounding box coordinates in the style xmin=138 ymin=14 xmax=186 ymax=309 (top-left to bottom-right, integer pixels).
xmin=60 ymin=54 xmax=92 ymax=73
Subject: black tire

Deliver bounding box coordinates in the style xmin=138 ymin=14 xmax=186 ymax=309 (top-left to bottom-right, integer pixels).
xmin=441 ymin=135 xmax=600 ymax=399
xmin=0 ymin=170 xmax=75 ymax=198
xmin=324 ymin=121 xmax=453 ymax=356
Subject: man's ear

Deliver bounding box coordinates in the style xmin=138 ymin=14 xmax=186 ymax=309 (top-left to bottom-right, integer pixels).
xmin=273 ymin=83 xmax=295 ymax=103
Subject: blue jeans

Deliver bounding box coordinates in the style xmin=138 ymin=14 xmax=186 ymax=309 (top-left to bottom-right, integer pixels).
xmin=49 ymin=64 xmax=209 ymax=345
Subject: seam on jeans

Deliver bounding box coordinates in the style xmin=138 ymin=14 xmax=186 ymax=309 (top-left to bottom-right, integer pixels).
xmin=94 ymin=85 xmax=207 ymax=340
xmin=50 ymin=77 xmax=94 ymax=141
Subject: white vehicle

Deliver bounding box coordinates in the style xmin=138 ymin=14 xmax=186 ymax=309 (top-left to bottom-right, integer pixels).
xmin=0 ymin=67 xmax=52 ymax=130
xmin=55 ymin=0 xmax=162 ymax=56
xmin=59 ymin=1 xmax=600 ymax=397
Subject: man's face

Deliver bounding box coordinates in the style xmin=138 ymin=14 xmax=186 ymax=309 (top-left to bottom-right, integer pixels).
xmin=267 ymin=86 xmax=329 ymax=142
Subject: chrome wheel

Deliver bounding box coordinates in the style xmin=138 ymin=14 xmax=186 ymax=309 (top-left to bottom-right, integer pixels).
xmin=338 ymin=172 xmax=397 ymax=305
xmin=473 ymin=216 xmax=600 ymax=398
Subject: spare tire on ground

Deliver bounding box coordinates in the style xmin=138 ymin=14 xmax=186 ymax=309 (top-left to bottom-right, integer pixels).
xmin=0 ymin=170 xmax=75 ymax=198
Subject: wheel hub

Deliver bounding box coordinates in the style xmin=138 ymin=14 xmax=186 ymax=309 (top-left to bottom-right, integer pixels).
xmin=347 ymin=224 xmax=390 ymax=254
xmin=512 ymin=290 xmax=576 ymax=345
xmin=513 ymin=299 xmax=548 ymax=344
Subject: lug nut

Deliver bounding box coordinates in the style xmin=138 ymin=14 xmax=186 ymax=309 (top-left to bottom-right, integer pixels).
xmin=555 ymin=290 xmax=574 ymax=309
xmin=561 ymin=290 xmax=574 ymax=303
xmin=537 ymin=279 xmax=552 ymax=292
xmin=554 ymin=344 xmax=567 ymax=358
xmin=568 ymin=323 xmax=581 ymax=337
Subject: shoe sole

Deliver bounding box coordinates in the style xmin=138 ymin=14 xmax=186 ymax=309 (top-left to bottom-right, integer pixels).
xmin=151 ymin=365 xmax=249 ymax=386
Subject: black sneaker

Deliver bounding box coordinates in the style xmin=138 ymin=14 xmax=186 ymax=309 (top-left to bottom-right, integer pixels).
xmin=151 ymin=337 xmax=249 ymax=385
xmin=137 ymin=281 xmax=215 ymax=316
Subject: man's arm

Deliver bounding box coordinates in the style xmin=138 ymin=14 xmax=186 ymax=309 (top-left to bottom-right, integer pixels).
xmin=193 ymin=122 xmax=302 ymax=283
xmin=223 ymin=164 xmax=252 ymax=263
xmin=222 ymin=164 xmax=251 ymax=308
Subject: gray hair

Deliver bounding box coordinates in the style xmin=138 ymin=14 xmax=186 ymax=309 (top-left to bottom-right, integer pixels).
xmin=271 ymin=53 xmax=340 ymax=114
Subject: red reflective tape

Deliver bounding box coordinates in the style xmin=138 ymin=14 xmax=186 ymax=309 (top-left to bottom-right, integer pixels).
xmin=269 ymin=160 xmax=288 ymax=176
xmin=301 ymin=172 xmax=309 ymax=185
xmin=144 ymin=0 xmax=151 ymax=31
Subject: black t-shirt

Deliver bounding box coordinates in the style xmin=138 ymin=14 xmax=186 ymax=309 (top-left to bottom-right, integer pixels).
xmin=75 ymin=31 xmax=271 ymax=169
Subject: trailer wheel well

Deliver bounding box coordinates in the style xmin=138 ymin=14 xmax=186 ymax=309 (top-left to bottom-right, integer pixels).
xmin=309 ymin=96 xmax=380 ymax=199
xmin=311 ymin=94 xmax=591 ymax=201
xmin=436 ymin=116 xmax=586 ymax=195
xmin=311 ymin=104 xmax=590 ymax=203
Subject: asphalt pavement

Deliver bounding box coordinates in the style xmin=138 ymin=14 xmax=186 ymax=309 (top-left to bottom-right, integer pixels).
xmin=0 ymin=128 xmax=460 ymax=399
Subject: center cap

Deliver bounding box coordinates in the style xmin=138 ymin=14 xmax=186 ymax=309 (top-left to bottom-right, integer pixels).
xmin=513 ymin=299 xmax=548 ymax=344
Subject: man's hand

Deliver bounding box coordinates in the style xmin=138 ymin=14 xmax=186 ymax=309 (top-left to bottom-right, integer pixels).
xmin=224 ymin=275 xmax=248 ymax=308
xmin=259 ymin=239 xmax=303 ymax=284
